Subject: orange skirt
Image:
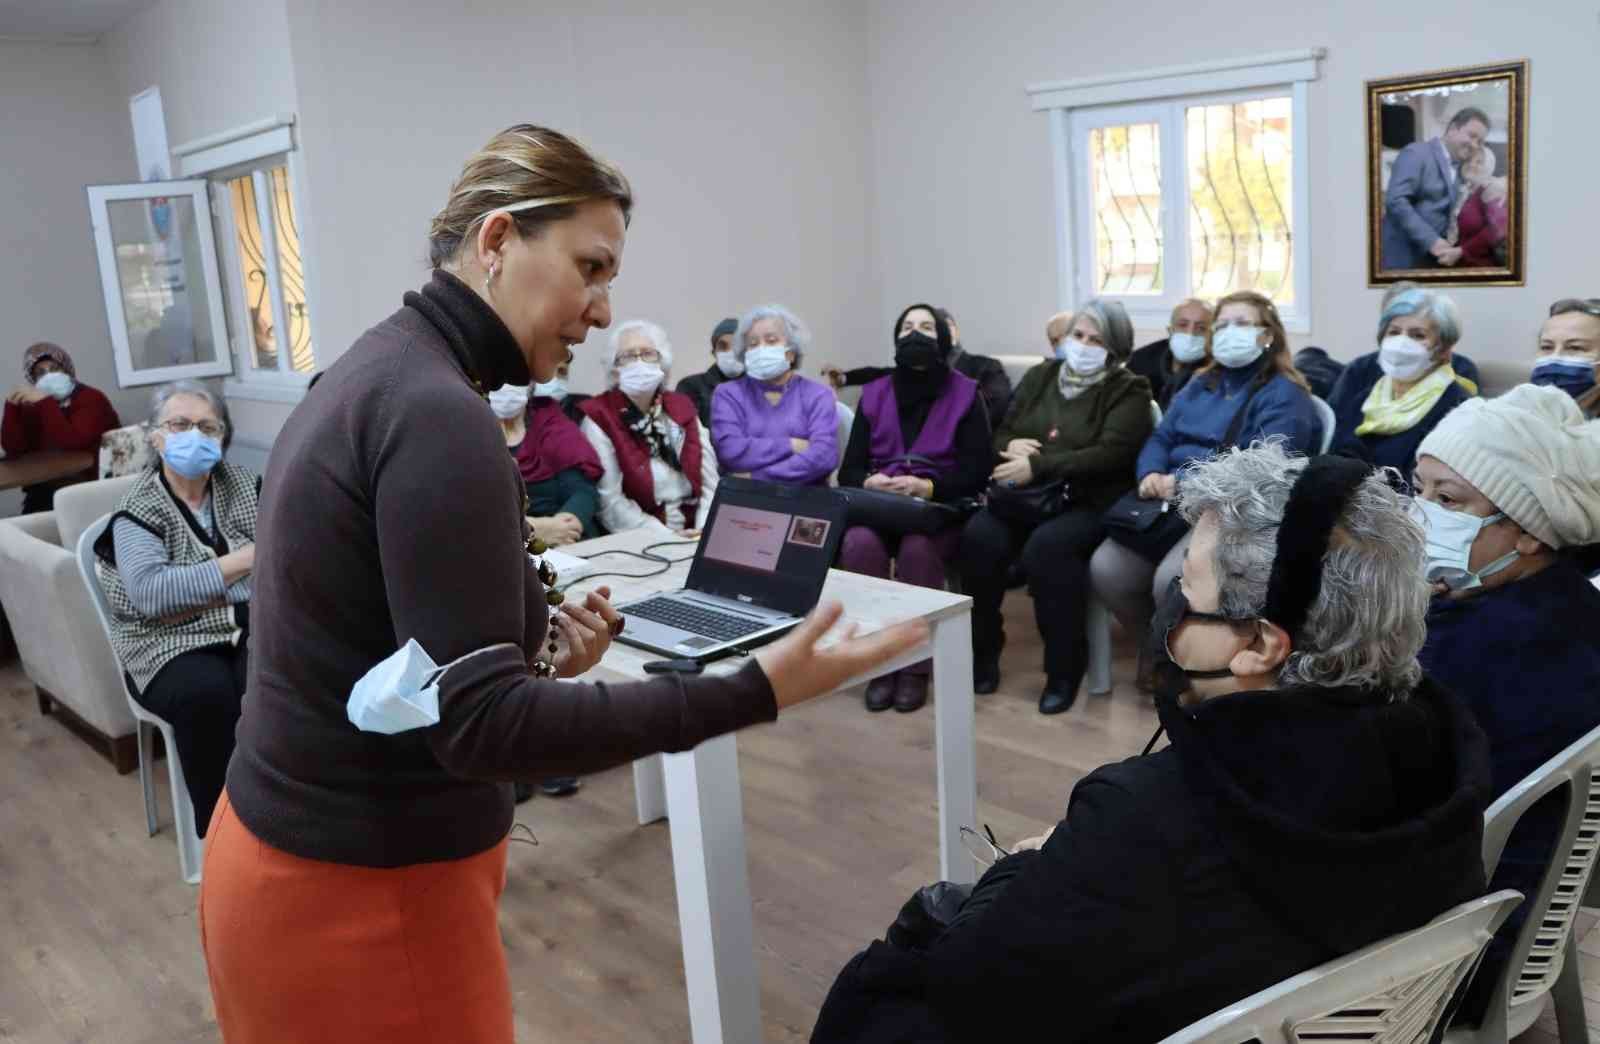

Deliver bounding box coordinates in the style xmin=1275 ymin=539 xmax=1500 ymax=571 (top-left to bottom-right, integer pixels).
xmin=199 ymin=790 xmax=512 ymax=1044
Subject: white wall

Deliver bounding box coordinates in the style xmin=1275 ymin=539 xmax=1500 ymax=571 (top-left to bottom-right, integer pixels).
xmin=103 ymin=0 xmax=302 ymax=452
xmin=103 ymin=0 xmax=297 ymax=149
xmin=865 ymin=0 xmax=1599 ymax=392
xmin=0 ymin=39 xmax=140 ymax=515
xmin=281 ymin=0 xmax=876 ymax=396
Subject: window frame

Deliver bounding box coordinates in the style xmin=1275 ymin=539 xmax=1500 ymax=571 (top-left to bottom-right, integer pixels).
xmin=171 ymin=116 xmax=319 ymax=403
xmin=1031 ymin=50 xmax=1321 ymax=334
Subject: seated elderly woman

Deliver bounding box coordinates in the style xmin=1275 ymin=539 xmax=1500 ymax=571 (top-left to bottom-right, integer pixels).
xmin=1326 ymin=287 xmax=1473 ymax=483
xmin=92 ymin=381 xmax=257 ymax=837
xmin=1531 ymin=297 xmax=1600 ymax=419
xmin=812 ymin=443 xmax=1491 ymax=1044
xmin=1089 ymin=290 xmax=1322 ymax=689
xmin=838 ymin=304 xmax=993 ymax=714
xmin=961 ymin=297 xmax=1152 ymax=714
xmin=2 ymin=342 xmax=121 ymax=512
xmin=579 ymin=319 xmax=720 ymax=535
xmin=1411 ymin=384 xmax=1600 ymax=1024
xmin=823 ymin=307 xmax=1012 ymax=427
xmin=710 ymin=304 xmax=838 ymax=486
xmin=488 ymin=382 xmax=600 ymax=546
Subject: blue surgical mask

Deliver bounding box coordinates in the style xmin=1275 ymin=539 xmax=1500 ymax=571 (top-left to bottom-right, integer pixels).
xmin=714 ymin=350 xmax=745 ymax=379
xmin=1168 ymin=332 xmax=1207 ymax=364
xmin=1531 ymin=356 xmax=1597 ymax=400
xmin=35 ymin=371 xmax=76 ymax=400
xmin=1413 ymin=496 xmax=1520 ymax=591
xmin=744 ymin=344 xmax=791 ymax=382
xmin=532 ymin=377 xmax=569 ymax=400
xmin=1211 ymin=326 xmax=1266 ymax=369
xmin=161 ymin=428 xmax=223 ymax=480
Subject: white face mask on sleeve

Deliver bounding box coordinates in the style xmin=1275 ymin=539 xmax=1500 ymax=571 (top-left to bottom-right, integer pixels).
xmin=347 ymin=639 xmax=518 ymax=734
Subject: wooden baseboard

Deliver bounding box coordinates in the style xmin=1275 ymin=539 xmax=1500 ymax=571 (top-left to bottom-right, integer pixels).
xmin=35 ymin=687 xmax=145 ymax=775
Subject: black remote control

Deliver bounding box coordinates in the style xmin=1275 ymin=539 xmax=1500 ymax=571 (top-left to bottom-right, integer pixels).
xmin=642 ymin=658 xmax=705 ymax=675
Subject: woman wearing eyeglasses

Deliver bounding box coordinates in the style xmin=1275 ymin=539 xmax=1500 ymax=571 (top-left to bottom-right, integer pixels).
xmin=579 ymin=318 xmax=720 ymax=536
xmin=91 ymin=379 xmax=256 ymax=838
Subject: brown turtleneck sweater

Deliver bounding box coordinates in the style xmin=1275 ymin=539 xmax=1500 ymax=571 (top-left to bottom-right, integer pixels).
xmin=226 ymin=270 xmax=777 ymax=867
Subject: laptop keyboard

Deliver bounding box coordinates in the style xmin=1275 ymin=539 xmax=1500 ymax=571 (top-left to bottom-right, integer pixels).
xmin=625 ymin=597 xmax=774 ymax=642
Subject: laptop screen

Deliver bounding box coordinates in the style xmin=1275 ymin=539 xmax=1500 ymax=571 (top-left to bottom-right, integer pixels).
xmin=686 ymin=478 xmax=846 ymax=616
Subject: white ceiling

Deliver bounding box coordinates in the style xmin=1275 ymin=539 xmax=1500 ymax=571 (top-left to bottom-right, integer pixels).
xmin=0 ymin=0 xmax=155 ymax=37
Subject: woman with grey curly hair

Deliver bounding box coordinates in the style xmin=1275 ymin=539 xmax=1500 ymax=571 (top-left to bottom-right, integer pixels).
xmin=709 ymin=303 xmax=839 ymax=486
xmin=813 ymin=441 xmax=1491 ymax=1044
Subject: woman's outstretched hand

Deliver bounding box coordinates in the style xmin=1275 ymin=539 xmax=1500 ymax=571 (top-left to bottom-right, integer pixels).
xmin=755 ymin=602 xmax=928 ymax=710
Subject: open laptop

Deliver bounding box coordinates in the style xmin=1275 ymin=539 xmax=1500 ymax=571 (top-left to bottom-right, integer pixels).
xmin=613 ymin=477 xmax=847 ymax=660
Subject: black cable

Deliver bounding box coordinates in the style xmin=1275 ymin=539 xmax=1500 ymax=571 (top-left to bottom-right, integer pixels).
xmin=552 ymin=540 xmax=699 ymax=593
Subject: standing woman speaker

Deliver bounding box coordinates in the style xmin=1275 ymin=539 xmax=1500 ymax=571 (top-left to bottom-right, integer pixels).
xmin=198 ymin=124 xmax=924 ymax=1043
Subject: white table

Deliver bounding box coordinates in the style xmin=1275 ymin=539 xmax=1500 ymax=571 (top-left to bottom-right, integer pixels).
xmin=561 ymin=528 xmax=977 ymax=1044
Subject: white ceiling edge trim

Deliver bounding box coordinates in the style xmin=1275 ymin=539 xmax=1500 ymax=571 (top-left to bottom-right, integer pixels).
xmin=1027 ymin=48 xmax=1325 ymax=111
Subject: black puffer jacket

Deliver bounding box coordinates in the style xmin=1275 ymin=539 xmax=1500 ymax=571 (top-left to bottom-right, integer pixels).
xmin=812 ymin=678 xmax=1492 ymax=1044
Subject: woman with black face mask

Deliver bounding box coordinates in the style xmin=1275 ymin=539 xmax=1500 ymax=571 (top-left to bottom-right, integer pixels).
xmin=836 ymin=304 xmax=994 ymax=713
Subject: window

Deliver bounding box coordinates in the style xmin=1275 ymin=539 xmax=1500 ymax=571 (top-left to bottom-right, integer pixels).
xmin=216 ymin=160 xmax=316 ymax=380
xmin=1030 ymin=50 xmax=1320 ymax=331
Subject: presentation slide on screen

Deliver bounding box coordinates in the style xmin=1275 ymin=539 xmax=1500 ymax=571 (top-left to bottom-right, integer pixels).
xmin=702 ymin=505 xmax=790 ymax=572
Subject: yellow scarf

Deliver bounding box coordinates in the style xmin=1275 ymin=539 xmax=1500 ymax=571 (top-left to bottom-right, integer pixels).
xmin=1355 ymin=364 xmax=1456 ymax=437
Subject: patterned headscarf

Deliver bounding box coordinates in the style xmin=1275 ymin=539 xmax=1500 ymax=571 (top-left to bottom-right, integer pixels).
xmin=23 ymin=343 xmax=75 ymax=383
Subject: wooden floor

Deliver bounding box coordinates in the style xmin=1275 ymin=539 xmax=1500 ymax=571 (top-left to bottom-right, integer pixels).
xmin=0 ymin=592 xmax=1590 ymax=1042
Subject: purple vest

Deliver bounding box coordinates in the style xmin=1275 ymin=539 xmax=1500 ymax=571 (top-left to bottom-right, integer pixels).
xmin=860 ymin=370 xmax=978 ymax=479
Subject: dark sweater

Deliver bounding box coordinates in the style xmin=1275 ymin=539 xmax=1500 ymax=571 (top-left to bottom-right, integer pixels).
xmin=813 ymin=679 xmax=1490 ymax=1044
xmin=228 ymin=270 xmax=777 ymax=868
xmin=676 ymin=364 xmax=734 ymax=427
xmin=1127 ymin=338 xmax=1198 ymax=409
xmin=995 ymin=362 xmax=1152 ymax=513
xmin=1326 ymin=353 xmax=1470 ymax=484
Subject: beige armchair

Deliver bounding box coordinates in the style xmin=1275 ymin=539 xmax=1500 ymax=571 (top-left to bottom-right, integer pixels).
xmin=0 ymin=475 xmax=140 ymax=771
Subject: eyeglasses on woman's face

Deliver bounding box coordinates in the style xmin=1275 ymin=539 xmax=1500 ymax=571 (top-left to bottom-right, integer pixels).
xmin=614 ymin=347 xmax=662 ymax=366
xmin=159 ymin=417 xmax=227 ymax=439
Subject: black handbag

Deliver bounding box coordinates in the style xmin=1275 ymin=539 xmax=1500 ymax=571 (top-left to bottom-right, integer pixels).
xmin=1102 ymin=492 xmax=1189 ymax=561
xmin=1103 ymin=375 xmax=1267 ymax=562
xmin=838 ymin=455 xmax=976 ymax=536
xmin=983 ymin=478 xmax=1070 ymax=526
xmin=836 ymin=485 xmax=973 ymax=536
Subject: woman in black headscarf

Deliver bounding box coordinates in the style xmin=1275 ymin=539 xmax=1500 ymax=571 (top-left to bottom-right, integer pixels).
xmin=836 ymin=304 xmax=993 ymax=712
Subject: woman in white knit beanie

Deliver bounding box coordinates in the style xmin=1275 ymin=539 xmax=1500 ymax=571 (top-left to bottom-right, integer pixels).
xmin=1413 ymin=382 xmax=1600 ymax=1026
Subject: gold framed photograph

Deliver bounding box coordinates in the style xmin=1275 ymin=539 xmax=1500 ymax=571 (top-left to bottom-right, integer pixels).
xmin=1366 ymin=59 xmax=1528 ymax=286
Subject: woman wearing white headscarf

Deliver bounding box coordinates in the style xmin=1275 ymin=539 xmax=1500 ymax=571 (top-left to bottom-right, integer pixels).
xmin=1413 ymin=383 xmax=1600 ymax=1026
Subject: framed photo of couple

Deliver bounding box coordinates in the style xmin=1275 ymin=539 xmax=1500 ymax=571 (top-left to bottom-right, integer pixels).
xmin=1367 ymin=59 xmax=1528 ymax=286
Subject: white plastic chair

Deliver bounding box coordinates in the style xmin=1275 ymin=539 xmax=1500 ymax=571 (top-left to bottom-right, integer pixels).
xmin=1159 ymin=890 xmax=1522 ymax=1044
xmin=830 ymin=400 xmax=856 ymax=486
xmin=75 ymin=513 xmax=203 ymax=885
xmin=1443 ymin=723 xmax=1600 ymax=1044
xmin=1083 ymin=401 xmax=1164 ymax=695
xmin=1311 ymin=395 xmax=1336 ymax=454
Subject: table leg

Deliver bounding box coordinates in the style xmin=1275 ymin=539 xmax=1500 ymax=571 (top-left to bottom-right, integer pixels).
xmin=663 ymin=734 xmax=762 ymax=1044
xmin=633 ymin=754 xmax=667 ymax=825
xmin=931 ymin=609 xmax=978 ymax=885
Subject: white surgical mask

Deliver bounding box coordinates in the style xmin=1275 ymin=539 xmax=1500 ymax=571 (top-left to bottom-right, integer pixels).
xmin=1413 ymin=497 xmax=1520 ymax=591
xmin=715 ymin=350 xmax=745 ymax=378
xmin=487 ymin=384 xmax=530 ymax=420
xmin=618 ymin=360 xmax=665 ymax=398
xmin=1168 ymin=332 xmax=1208 ymax=364
xmin=347 ymin=640 xmax=516 ymax=734
xmin=1378 ymin=335 xmax=1434 ymax=382
xmin=1210 ymin=326 xmax=1266 ymax=369
xmin=35 ymin=371 xmax=76 ymax=401
xmin=533 ymin=377 xmax=568 ymax=400
xmin=1064 ymin=338 xmax=1108 ymax=376
xmin=744 ymin=344 xmax=791 ymax=382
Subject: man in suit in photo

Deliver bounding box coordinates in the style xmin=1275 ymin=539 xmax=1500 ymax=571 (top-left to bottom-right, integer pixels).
xmin=1380 ymin=107 xmax=1490 ymax=271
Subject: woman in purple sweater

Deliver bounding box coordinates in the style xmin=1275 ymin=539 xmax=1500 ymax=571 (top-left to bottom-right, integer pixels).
xmin=710 ymin=304 xmax=840 ymax=486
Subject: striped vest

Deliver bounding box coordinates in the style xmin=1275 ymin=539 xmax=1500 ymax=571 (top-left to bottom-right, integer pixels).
xmin=95 ymin=462 xmax=258 ymax=690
